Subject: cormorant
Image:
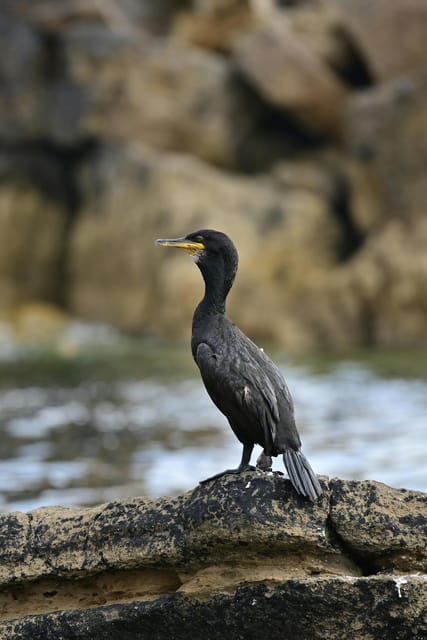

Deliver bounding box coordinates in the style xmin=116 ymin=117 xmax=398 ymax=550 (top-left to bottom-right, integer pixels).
xmin=156 ymin=229 xmax=322 ymax=500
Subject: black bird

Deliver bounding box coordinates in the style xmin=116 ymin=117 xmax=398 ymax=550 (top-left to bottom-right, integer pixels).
xmin=156 ymin=229 xmax=322 ymax=500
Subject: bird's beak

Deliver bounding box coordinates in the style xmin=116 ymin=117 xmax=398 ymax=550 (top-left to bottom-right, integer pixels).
xmin=155 ymin=236 xmax=205 ymax=256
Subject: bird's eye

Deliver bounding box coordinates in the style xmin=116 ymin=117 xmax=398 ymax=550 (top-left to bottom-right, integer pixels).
xmin=194 ymin=235 xmax=204 ymax=243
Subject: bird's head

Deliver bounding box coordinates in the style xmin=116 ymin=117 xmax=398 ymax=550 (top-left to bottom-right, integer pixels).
xmin=155 ymin=229 xmax=238 ymax=274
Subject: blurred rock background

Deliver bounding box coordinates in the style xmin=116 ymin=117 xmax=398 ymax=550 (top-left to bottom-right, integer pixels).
xmin=1 ymin=0 xmax=427 ymax=351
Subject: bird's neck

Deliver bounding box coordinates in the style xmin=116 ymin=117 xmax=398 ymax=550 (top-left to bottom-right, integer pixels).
xmin=194 ymin=259 xmax=234 ymax=319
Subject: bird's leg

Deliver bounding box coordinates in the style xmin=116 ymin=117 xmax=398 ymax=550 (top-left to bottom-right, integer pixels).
xmin=239 ymin=442 xmax=255 ymax=469
xmin=256 ymin=451 xmax=272 ymax=472
xmin=199 ymin=443 xmax=255 ymax=484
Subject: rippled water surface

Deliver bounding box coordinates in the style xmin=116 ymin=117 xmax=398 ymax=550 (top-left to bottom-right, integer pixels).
xmin=0 ymin=337 xmax=426 ymax=512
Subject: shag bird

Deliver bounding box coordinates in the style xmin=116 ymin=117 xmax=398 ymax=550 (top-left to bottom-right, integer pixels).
xmin=156 ymin=229 xmax=322 ymax=500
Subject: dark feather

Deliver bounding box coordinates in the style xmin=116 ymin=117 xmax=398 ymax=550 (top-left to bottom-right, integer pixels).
xmin=195 ymin=316 xmax=300 ymax=455
xmin=283 ymin=450 xmax=322 ymax=501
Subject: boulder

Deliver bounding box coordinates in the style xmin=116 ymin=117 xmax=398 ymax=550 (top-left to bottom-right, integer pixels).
xmin=332 ymin=219 xmax=427 ymax=348
xmin=234 ymin=14 xmax=348 ymax=136
xmin=282 ymin=1 xmax=350 ymax=77
xmin=0 ymin=475 xmax=425 ymax=638
xmin=292 ymin=215 xmax=427 ymax=349
xmin=0 ymin=11 xmax=257 ymax=166
xmin=345 ymin=75 xmax=427 ymax=220
xmin=61 ymin=25 xmax=257 ymax=166
xmin=330 ymin=478 xmax=427 ymax=572
xmin=333 ymin=0 xmax=427 ymax=82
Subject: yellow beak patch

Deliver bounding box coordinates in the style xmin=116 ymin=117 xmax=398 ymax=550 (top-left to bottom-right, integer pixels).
xmin=155 ymin=238 xmax=205 ymax=255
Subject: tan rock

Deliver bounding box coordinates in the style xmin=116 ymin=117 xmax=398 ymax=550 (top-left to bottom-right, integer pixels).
xmin=64 ymin=28 xmax=256 ymax=166
xmin=173 ymin=0 xmax=254 ymax=52
xmin=312 ymin=76 xmax=427 ymax=348
xmin=346 ymin=220 xmax=427 ymax=347
xmin=6 ymin=302 xmax=70 ymax=344
xmin=0 ymin=183 xmax=66 ymax=308
xmin=308 ymin=217 xmax=427 ymax=349
xmin=340 ymin=158 xmax=383 ymax=233
xmin=234 ymin=15 xmax=348 ymax=136
xmin=333 ymin=0 xmax=427 ymax=82
xmin=345 ymin=76 xmax=427 ymax=220
xmin=284 ymin=1 xmax=348 ymax=74
xmin=330 ymin=478 xmax=427 ymax=572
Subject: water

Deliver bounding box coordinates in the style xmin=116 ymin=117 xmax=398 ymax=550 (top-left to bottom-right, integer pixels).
xmin=0 ymin=340 xmax=426 ymax=512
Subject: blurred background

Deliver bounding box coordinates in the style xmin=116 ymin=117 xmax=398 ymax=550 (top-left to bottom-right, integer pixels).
xmin=0 ymin=0 xmax=426 ymax=512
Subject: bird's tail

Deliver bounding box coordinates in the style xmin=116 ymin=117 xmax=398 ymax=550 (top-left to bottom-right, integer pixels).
xmin=282 ymin=449 xmax=322 ymax=501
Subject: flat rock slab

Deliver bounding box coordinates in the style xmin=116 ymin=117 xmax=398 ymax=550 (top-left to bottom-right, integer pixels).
xmin=0 ymin=475 xmax=426 ymax=638
xmin=1 ymin=575 xmax=426 ymax=640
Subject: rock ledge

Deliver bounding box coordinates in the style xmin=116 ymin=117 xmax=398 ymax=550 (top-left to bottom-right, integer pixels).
xmin=0 ymin=475 xmax=426 ymax=639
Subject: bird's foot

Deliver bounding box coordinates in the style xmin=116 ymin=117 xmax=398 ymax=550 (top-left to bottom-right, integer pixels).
xmin=256 ymin=452 xmax=273 ymax=472
xmin=199 ymin=465 xmax=256 ymax=484
xmin=255 ymin=465 xmax=272 ymax=473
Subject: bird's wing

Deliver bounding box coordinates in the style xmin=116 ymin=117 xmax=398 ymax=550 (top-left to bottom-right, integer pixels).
xmin=240 ymin=357 xmax=280 ymax=450
xmin=237 ymin=341 xmax=296 ymax=450
xmin=195 ymin=328 xmax=296 ymax=452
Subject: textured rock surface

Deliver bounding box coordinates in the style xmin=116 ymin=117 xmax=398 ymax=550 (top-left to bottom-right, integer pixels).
xmin=0 ymin=476 xmax=425 ymax=638
xmin=2 ymin=576 xmax=426 ymax=640
xmin=330 ymin=478 xmax=427 ymax=572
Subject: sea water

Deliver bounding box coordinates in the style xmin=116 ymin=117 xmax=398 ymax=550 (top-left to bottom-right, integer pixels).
xmin=0 ymin=341 xmax=426 ymax=512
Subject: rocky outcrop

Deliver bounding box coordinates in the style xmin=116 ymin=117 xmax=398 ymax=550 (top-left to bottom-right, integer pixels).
xmin=332 ymin=0 xmax=427 ymax=82
xmin=234 ymin=14 xmax=348 ymax=137
xmin=0 ymin=475 xmax=425 ymax=638
xmin=63 ymin=28 xmax=257 ymax=167
xmin=346 ymin=75 xmax=427 ymax=220
xmin=1 ymin=0 xmax=427 ymax=349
